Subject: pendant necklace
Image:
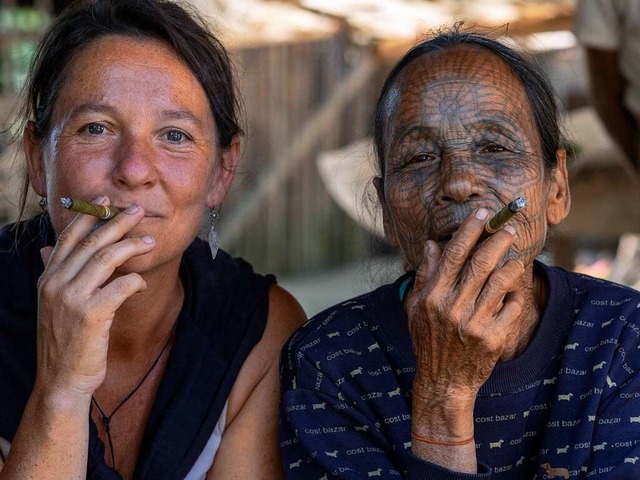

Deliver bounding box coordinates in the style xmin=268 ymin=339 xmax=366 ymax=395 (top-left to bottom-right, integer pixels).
xmin=91 ymin=330 xmax=174 ymax=469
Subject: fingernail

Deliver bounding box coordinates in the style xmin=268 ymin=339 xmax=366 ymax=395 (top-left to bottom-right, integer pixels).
xmin=125 ymin=204 xmax=139 ymax=214
xmin=504 ymin=225 xmax=516 ymax=235
xmin=94 ymin=195 xmax=107 ymax=204
xmin=141 ymin=235 xmax=154 ymax=244
xmin=475 ymin=208 xmax=489 ymax=220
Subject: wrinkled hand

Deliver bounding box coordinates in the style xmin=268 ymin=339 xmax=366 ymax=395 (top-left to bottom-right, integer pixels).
xmin=35 ymin=196 xmax=155 ymax=405
xmin=406 ymin=208 xmax=526 ymax=407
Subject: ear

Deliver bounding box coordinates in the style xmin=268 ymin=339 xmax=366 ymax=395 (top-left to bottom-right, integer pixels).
xmin=546 ymin=148 xmax=571 ymax=225
xmin=373 ymin=176 xmax=399 ymax=248
xmin=206 ymin=136 xmax=240 ymax=208
xmin=23 ymin=122 xmax=47 ymax=197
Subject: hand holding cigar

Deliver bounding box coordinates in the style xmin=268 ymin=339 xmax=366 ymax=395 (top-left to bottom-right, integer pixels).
xmin=60 ymin=198 xmax=121 ymax=220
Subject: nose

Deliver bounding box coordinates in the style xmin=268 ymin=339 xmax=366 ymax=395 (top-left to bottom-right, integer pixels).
xmin=435 ymin=150 xmax=484 ymax=204
xmin=111 ymin=133 xmax=158 ymax=190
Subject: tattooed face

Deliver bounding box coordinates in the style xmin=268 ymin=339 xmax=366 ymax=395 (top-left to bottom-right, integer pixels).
xmin=378 ymin=45 xmax=568 ymax=270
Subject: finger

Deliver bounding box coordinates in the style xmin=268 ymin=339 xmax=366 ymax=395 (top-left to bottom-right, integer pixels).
xmin=51 ymin=203 xmax=146 ymax=282
xmin=45 ymin=195 xmax=107 ymax=268
xmin=456 ymin=283 xmax=525 ymax=359
xmin=473 ymin=258 xmax=525 ymax=322
xmin=434 ymin=208 xmax=488 ymax=288
xmin=40 ymin=246 xmax=54 ymax=267
xmin=69 ymin=235 xmax=155 ymax=293
xmin=457 ymin=225 xmax=517 ymax=301
xmin=484 ymin=289 xmax=526 ymax=346
xmin=413 ymin=240 xmax=440 ymax=294
xmin=90 ymin=273 xmax=148 ymax=316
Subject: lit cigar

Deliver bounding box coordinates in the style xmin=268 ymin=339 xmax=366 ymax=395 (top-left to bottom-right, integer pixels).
xmin=484 ymin=197 xmax=527 ymax=235
xmin=59 ymin=198 xmax=120 ymax=220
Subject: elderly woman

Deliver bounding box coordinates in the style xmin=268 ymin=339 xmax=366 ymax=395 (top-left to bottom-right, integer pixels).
xmin=0 ymin=0 xmax=304 ymax=478
xmin=279 ymin=29 xmax=640 ymax=479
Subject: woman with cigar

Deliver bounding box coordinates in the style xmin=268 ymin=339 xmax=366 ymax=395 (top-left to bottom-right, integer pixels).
xmin=280 ymin=28 xmax=640 ymax=479
xmin=0 ymin=0 xmax=304 ymax=478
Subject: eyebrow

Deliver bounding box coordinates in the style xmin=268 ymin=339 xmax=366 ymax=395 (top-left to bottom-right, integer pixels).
xmin=65 ymin=103 xmax=204 ymax=129
xmin=468 ymin=117 xmax=523 ymax=139
xmin=160 ymin=109 xmax=204 ymax=129
xmin=66 ymin=103 xmax=118 ymax=120
xmin=392 ymin=116 xmax=523 ymax=146
xmin=391 ymin=125 xmax=437 ymax=146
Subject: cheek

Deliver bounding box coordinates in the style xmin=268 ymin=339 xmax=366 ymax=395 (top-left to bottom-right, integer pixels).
xmin=385 ymin=174 xmax=429 ymax=221
xmin=160 ymin=158 xmax=212 ymax=201
xmin=510 ymin=187 xmax=549 ymax=257
xmin=384 ymin=174 xmax=433 ymax=257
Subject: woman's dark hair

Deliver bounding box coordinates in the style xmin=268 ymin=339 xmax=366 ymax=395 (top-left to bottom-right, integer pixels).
xmin=16 ymin=0 xmax=242 ymax=220
xmin=373 ymin=26 xmax=562 ymax=179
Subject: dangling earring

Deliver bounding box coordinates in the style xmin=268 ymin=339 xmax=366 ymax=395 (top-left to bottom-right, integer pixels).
xmin=208 ymin=209 xmax=219 ymax=260
xmin=38 ymin=197 xmax=49 ymax=246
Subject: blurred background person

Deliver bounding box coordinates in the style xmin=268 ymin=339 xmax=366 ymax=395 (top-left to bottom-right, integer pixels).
xmin=572 ymin=0 xmax=640 ymax=288
xmin=575 ymin=0 xmax=640 ymax=171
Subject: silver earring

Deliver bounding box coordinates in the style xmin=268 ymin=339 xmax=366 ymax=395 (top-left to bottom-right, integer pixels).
xmin=208 ymin=209 xmax=219 ymax=260
xmin=39 ymin=196 xmax=48 ymax=212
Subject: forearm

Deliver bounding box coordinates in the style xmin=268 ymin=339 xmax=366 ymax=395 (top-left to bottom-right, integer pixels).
xmin=592 ymin=93 xmax=638 ymax=166
xmin=586 ymin=48 xmax=639 ymax=167
xmin=411 ymin=388 xmax=477 ymax=473
xmin=0 ymin=386 xmax=90 ymax=479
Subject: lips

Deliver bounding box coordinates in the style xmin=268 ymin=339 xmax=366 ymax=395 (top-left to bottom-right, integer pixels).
xmin=433 ymin=224 xmax=460 ymax=243
xmin=112 ymin=205 xmax=162 ymax=217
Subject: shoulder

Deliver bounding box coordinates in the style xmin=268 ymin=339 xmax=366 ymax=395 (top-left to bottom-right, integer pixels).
xmin=569 ymin=270 xmax=640 ymax=319
xmin=282 ymin=284 xmax=399 ymax=371
xmin=561 ymin=269 xmax=640 ymax=365
xmin=226 ymin=285 xmax=306 ymax=384
xmin=0 ymin=218 xmax=42 ymax=317
xmin=223 ymin=285 xmax=305 ymax=424
xmin=259 ymin=285 xmax=307 ymax=363
xmin=540 ymin=261 xmax=640 ymax=316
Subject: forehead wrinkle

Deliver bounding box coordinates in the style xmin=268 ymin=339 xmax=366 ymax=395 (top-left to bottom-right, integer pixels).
xmin=384 ymin=45 xmax=542 ymax=161
xmin=395 ymin=75 xmax=535 ymax=141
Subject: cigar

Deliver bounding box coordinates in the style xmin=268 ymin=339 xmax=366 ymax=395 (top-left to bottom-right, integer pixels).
xmin=59 ymin=198 xmax=120 ymax=220
xmin=484 ymin=197 xmax=527 ymax=235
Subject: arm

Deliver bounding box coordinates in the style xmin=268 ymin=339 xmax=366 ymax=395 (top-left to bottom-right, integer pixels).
xmin=407 ymin=209 xmax=525 ymax=474
xmin=585 ymin=47 xmax=639 ymax=169
xmin=586 ymin=304 xmax=640 ymax=478
xmin=280 ymin=326 xmax=491 ymax=480
xmin=0 ymin=199 xmax=153 ymax=479
xmin=280 ymin=353 xmax=404 ymax=479
xmin=207 ymin=286 xmax=306 ymax=479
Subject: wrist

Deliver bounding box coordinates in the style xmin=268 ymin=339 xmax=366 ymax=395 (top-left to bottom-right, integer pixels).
xmin=411 ymin=431 xmax=474 ymax=446
xmin=30 ymin=382 xmax=93 ymax=416
xmin=411 ymin=388 xmax=476 ymax=441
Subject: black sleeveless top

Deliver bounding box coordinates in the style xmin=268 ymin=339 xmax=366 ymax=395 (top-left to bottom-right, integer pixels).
xmin=0 ymin=216 xmax=275 ymax=479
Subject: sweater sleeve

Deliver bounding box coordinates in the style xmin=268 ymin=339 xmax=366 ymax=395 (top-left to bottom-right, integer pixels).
xmin=584 ymin=300 xmax=640 ymax=478
xmin=280 ymin=350 xmax=401 ymax=479
xmin=279 ymin=337 xmax=492 ymax=479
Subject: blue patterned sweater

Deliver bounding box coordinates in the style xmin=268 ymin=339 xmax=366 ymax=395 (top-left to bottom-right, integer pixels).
xmin=279 ymin=261 xmax=640 ymax=479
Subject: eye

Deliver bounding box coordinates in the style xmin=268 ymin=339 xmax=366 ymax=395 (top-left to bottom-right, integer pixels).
xmin=411 ymin=152 xmax=435 ymax=164
xmin=480 ymin=144 xmax=507 ymax=154
xmin=165 ymin=130 xmax=190 ymax=143
xmin=86 ymin=123 xmax=105 ymax=135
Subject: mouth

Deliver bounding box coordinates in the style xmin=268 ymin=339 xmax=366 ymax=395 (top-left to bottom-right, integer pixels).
xmin=433 ymin=224 xmax=459 ymax=243
xmin=112 ymin=205 xmax=162 ymax=218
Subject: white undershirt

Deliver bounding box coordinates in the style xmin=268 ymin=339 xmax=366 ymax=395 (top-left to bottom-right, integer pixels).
xmin=184 ymin=400 xmax=228 ymax=479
